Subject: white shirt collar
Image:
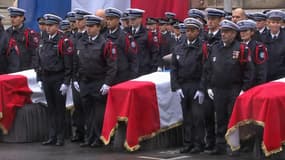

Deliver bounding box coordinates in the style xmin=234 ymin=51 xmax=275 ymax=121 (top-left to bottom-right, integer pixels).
xmin=271 ymin=31 xmax=280 ymax=39
xmin=49 ymin=33 xmax=57 ymax=40
xmin=259 ymin=27 xmax=266 ymax=34
xmin=187 ymin=39 xmax=196 ymax=45
xmin=89 ymin=34 xmax=98 ymax=41
xmin=109 ymin=27 xmax=118 ymax=34
xmin=209 ymin=29 xmax=219 ymax=36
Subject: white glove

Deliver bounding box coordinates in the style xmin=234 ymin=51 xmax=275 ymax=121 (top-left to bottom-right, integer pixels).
xmin=239 ymin=90 xmax=244 ymax=95
xmin=59 ymin=84 xmax=68 ymax=96
xmin=193 ymin=90 xmax=205 ymax=104
xmin=176 ymin=89 xmax=184 ymax=98
xmin=207 ymin=89 xmax=214 ymax=100
xmin=157 ymin=67 xmax=162 ymax=72
xmin=38 ymin=81 xmax=43 ymax=90
xmin=100 ymin=84 xmax=110 ymax=95
xmin=73 ymin=81 xmax=80 ymax=92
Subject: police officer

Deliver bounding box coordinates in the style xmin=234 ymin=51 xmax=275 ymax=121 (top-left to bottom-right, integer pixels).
xmin=165 ymin=11 xmax=176 ymax=35
xmin=104 ymin=7 xmax=138 ymax=83
xmin=202 ymin=20 xmax=254 ymax=155
xmin=205 ymin=8 xmax=225 ymax=45
xmin=260 ymin=10 xmax=285 ymax=81
xmin=252 ymin=12 xmax=268 ymax=42
xmin=126 ymin=8 xmax=159 ymax=75
xmin=172 ymin=21 xmax=185 ymax=46
xmin=6 ymin=7 xmax=39 ymax=73
xmin=37 ymin=14 xmax=74 ymax=146
xmin=171 ymin=18 xmax=206 ymax=154
xmin=120 ymin=12 xmax=130 ymax=32
xmin=37 ymin=16 xmax=48 ymax=39
xmin=188 ymin=9 xmax=207 ymax=41
xmin=238 ymin=19 xmax=268 ymax=86
xmin=145 ymin=17 xmax=158 ymax=31
xmin=203 ymin=8 xmax=225 ymax=153
xmin=158 ymin=18 xmax=175 ymax=71
xmin=66 ymin=11 xmax=77 ymax=38
xmin=60 ymin=19 xmax=71 ymax=33
xmin=0 ymin=14 xmax=8 ymax=74
xmin=73 ymin=15 xmax=117 ymax=147
xmin=70 ymin=8 xmax=92 ymax=143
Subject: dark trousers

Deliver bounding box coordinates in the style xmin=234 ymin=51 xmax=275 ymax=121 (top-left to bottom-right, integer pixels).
xmin=79 ymin=79 xmax=106 ymax=144
xmin=42 ymin=73 xmax=66 ymax=142
xmin=181 ymin=82 xmax=205 ymax=148
xmin=213 ymin=86 xmax=240 ymax=150
xmin=71 ymin=85 xmax=85 ymax=138
xmin=203 ymin=95 xmax=215 ymax=147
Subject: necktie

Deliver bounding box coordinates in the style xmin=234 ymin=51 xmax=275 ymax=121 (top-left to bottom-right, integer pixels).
xmin=273 ymin=36 xmax=277 ymax=40
xmin=132 ymin=28 xmax=136 ymax=35
xmin=208 ymin=33 xmax=214 ymax=39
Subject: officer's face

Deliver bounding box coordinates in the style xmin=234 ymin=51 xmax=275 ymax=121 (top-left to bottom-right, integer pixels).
xmin=221 ymin=28 xmax=237 ymax=44
xmin=268 ymin=19 xmax=281 ymax=34
xmin=186 ymin=27 xmax=200 ymax=41
xmin=87 ymin=24 xmax=101 ymax=36
xmin=173 ymin=28 xmax=181 ymax=36
xmin=10 ymin=15 xmax=24 ymax=27
xmin=106 ymin=16 xmax=120 ymax=30
xmin=38 ymin=23 xmax=46 ymax=32
xmin=76 ymin=19 xmax=86 ymax=30
xmin=121 ymin=20 xmax=129 ymax=29
xmin=166 ymin=25 xmax=174 ymax=32
xmin=159 ymin=24 xmax=167 ymax=32
xmin=129 ymin=17 xmax=142 ymax=28
xmin=146 ymin=24 xmax=157 ymax=31
xmin=207 ymin=16 xmax=222 ymax=31
xmin=70 ymin=21 xmax=77 ymax=30
xmin=46 ymin=24 xmax=58 ymax=35
xmin=240 ymin=29 xmax=254 ymax=42
xmin=255 ymin=20 xmax=266 ymax=30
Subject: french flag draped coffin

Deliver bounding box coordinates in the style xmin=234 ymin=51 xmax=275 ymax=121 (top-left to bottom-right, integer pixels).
xmin=0 ymin=69 xmax=73 ymax=134
xmin=100 ymin=72 xmax=183 ymax=151
xmin=226 ymin=78 xmax=285 ymax=157
xmin=19 ymin=0 xmax=189 ymax=31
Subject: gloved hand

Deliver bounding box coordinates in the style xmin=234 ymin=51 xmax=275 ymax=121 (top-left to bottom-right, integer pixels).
xmin=207 ymin=89 xmax=214 ymax=100
xmin=193 ymin=90 xmax=205 ymax=104
xmin=38 ymin=81 xmax=43 ymax=90
xmin=239 ymin=90 xmax=244 ymax=95
xmin=176 ymin=89 xmax=184 ymax=98
xmin=157 ymin=67 xmax=163 ymax=72
xmin=100 ymin=84 xmax=110 ymax=95
xmin=73 ymin=81 xmax=80 ymax=92
xmin=59 ymin=84 xmax=68 ymax=96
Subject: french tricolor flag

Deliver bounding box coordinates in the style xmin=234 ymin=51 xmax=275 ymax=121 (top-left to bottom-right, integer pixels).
xmin=18 ymin=0 xmax=189 ymax=31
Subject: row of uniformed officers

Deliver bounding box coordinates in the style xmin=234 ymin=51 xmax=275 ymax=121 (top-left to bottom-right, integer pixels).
xmin=1 ymin=6 xmax=284 ymax=156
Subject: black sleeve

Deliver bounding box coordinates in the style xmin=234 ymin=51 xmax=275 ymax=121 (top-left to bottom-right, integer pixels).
xmin=170 ymin=46 xmax=180 ymax=91
xmin=62 ymin=39 xmax=74 ymax=85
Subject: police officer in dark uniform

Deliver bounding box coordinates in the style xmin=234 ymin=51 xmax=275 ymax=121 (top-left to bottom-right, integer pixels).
xmin=126 ymin=8 xmax=159 ymax=75
xmin=171 ymin=18 xmax=206 ymax=154
xmin=260 ymin=10 xmax=285 ymax=81
xmin=37 ymin=16 xmax=48 ymax=39
xmin=73 ymin=15 xmax=117 ymax=147
xmin=188 ymin=9 xmax=207 ymax=40
xmin=70 ymin=8 xmax=92 ymax=143
xmin=172 ymin=21 xmax=185 ymax=46
xmin=165 ymin=12 xmax=176 ymax=36
xmin=6 ymin=7 xmax=39 ymax=73
xmin=36 ymin=14 xmax=74 ymax=146
xmin=202 ymin=20 xmax=254 ymax=155
xmin=120 ymin=12 xmax=130 ymax=32
xmin=0 ymin=14 xmax=8 ymax=74
xmin=238 ymin=19 xmax=268 ymax=86
xmin=252 ymin=12 xmax=268 ymax=42
xmin=104 ymin=7 xmax=138 ymax=83
xmin=203 ymin=8 xmax=225 ymax=153
xmin=60 ymin=19 xmax=71 ymax=34
xmin=157 ymin=18 xmax=175 ymax=71
xmin=66 ymin=11 xmax=77 ymax=39
xmin=205 ymin=8 xmax=225 ymax=45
